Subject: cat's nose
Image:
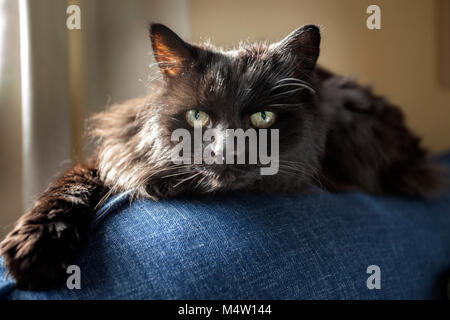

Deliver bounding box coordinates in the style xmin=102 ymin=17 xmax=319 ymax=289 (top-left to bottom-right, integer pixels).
xmin=209 ymin=150 xmax=225 ymax=163
xmin=222 ymin=147 xmax=244 ymax=164
xmin=208 ymin=126 xmax=245 ymax=164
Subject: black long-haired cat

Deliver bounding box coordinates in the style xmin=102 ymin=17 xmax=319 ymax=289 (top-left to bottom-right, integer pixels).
xmin=1 ymin=23 xmax=445 ymax=290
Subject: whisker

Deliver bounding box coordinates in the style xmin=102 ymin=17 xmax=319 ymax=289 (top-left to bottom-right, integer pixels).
xmin=270 ymin=87 xmax=310 ymax=98
xmin=173 ymin=171 xmax=203 ymax=188
xmin=160 ymin=171 xmax=193 ymax=179
xmin=275 ymin=77 xmax=309 ymax=83
xmin=271 ymin=82 xmax=315 ymax=94
xmin=194 ymin=174 xmax=207 ymax=189
xmin=274 ymin=160 xmax=325 ymax=189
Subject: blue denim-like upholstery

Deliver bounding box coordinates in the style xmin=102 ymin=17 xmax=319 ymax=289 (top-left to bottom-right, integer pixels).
xmin=1 ymin=154 xmax=450 ymax=300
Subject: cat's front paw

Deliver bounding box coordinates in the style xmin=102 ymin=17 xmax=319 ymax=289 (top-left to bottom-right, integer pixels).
xmin=0 ymin=219 xmax=80 ymax=290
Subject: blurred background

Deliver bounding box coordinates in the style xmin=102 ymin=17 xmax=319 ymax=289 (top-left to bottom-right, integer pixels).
xmin=0 ymin=0 xmax=449 ymax=238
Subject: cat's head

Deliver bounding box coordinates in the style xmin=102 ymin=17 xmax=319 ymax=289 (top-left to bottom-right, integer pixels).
xmin=94 ymin=24 xmax=326 ymax=197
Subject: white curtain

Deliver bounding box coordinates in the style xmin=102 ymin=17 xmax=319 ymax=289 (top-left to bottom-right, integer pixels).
xmin=0 ymin=0 xmax=22 ymax=237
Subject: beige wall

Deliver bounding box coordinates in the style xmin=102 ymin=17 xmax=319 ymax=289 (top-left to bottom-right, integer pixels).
xmin=191 ymin=0 xmax=450 ymax=153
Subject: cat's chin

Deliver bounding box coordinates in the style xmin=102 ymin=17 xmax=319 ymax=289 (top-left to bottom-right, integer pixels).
xmin=217 ymin=168 xmax=239 ymax=184
xmin=198 ymin=166 xmax=257 ymax=192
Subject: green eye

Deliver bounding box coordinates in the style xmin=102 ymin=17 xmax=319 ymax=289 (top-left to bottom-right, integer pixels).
xmin=250 ymin=111 xmax=276 ymax=128
xmin=185 ymin=109 xmax=210 ymax=128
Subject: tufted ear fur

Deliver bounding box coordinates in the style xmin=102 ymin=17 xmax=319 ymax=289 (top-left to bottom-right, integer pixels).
xmin=149 ymin=23 xmax=197 ymax=78
xmin=274 ymin=25 xmax=321 ymax=74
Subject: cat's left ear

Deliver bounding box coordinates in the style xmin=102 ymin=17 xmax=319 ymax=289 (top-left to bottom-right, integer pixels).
xmin=274 ymin=25 xmax=321 ymax=74
xmin=150 ymin=23 xmax=196 ymax=78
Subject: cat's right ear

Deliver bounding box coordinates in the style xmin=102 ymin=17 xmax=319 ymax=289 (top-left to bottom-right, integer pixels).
xmin=274 ymin=25 xmax=321 ymax=74
xmin=149 ymin=23 xmax=196 ymax=78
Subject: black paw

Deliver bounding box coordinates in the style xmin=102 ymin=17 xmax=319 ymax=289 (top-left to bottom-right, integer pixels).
xmin=0 ymin=220 xmax=80 ymax=290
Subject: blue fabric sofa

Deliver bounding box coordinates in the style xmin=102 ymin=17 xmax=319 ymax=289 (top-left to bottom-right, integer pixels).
xmin=1 ymin=154 xmax=450 ymax=299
